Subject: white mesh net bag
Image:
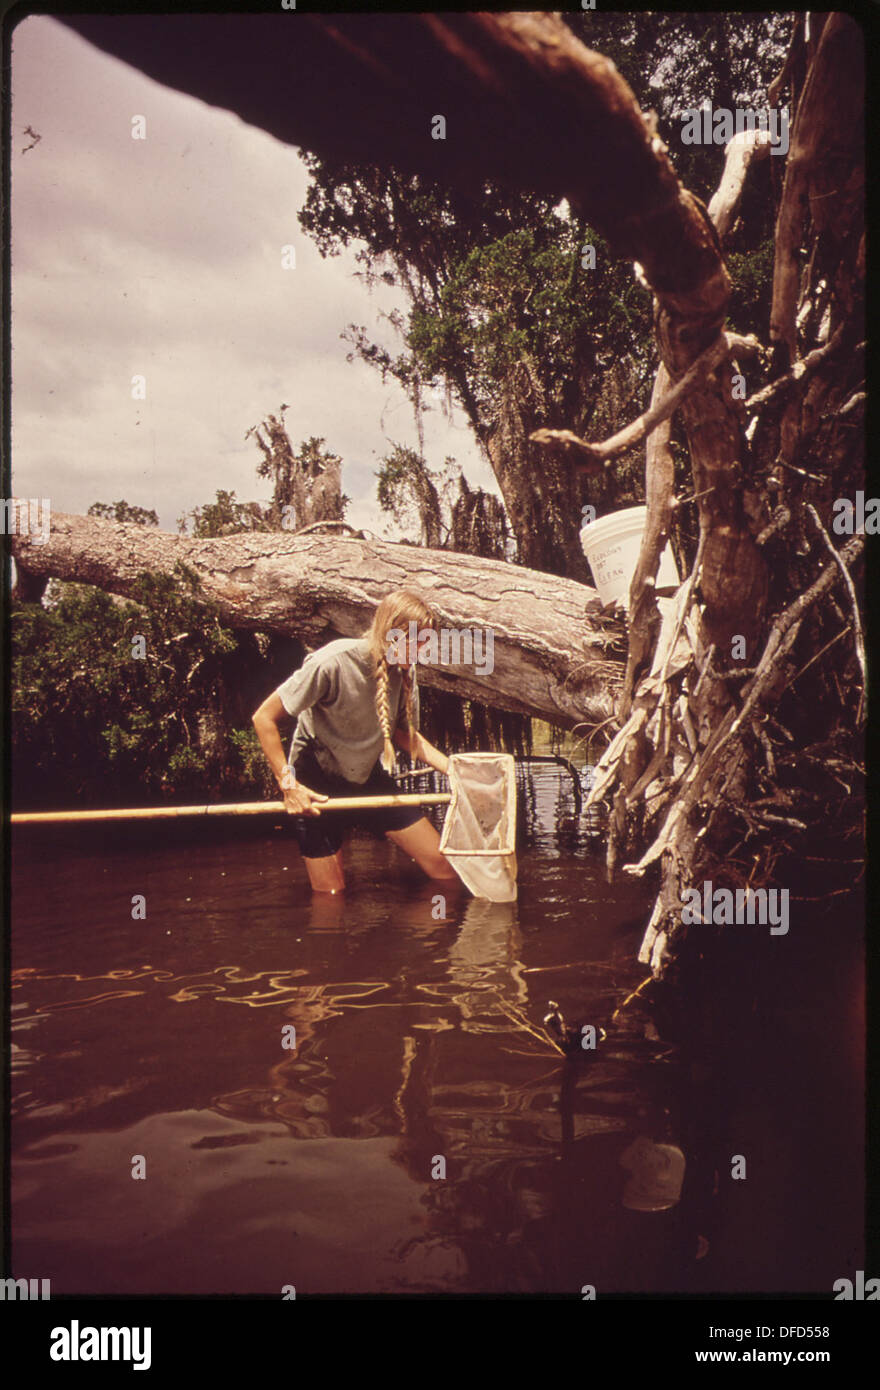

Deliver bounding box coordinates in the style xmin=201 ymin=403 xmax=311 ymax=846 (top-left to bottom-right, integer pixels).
xmin=439 ymin=753 xmax=518 ymax=902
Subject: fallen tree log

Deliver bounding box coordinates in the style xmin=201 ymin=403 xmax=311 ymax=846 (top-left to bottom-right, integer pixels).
xmin=9 ymin=510 xmax=624 ymax=729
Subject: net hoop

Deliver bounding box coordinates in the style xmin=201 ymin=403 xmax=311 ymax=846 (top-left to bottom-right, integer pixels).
xmin=439 ymin=752 xmax=518 ymax=902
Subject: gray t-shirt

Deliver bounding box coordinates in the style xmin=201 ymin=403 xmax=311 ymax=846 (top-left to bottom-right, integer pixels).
xmin=275 ymin=637 xmax=419 ymax=783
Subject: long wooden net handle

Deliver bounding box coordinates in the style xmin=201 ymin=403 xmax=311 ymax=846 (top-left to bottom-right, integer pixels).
xmin=11 ymin=793 xmax=453 ymax=825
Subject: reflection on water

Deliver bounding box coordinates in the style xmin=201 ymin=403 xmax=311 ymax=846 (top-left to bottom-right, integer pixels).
xmin=10 ymin=767 xmax=864 ymax=1294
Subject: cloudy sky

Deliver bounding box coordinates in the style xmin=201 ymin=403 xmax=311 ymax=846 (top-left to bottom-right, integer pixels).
xmin=10 ymin=15 xmax=494 ymax=537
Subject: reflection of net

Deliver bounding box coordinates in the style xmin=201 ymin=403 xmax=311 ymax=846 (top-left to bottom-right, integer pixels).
xmin=440 ymin=754 xmax=517 ymax=902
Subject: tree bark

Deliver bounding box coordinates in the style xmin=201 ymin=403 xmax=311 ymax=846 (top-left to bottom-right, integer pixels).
xmin=770 ymin=14 xmax=863 ymax=364
xmin=485 ymin=372 xmax=591 ymax=581
xmin=590 ymin=14 xmax=865 ymax=972
xmin=10 ymin=510 xmax=623 ymax=729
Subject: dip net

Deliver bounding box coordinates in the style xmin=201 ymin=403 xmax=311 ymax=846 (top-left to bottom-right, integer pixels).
xmin=439 ymin=753 xmax=518 ymax=902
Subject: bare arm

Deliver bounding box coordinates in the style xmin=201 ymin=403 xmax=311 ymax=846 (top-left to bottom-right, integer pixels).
xmin=252 ymin=693 xmax=328 ymax=815
xmin=252 ymin=693 xmax=294 ymax=787
xmin=394 ymin=725 xmax=450 ymax=775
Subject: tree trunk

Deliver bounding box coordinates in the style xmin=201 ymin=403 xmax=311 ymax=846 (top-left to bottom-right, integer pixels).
xmin=587 ymin=13 xmax=864 ymax=973
xmin=485 ymin=371 xmax=592 ymax=581
xmin=9 ymin=510 xmax=623 ymax=729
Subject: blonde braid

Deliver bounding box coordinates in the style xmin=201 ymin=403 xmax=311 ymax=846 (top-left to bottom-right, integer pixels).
xmin=365 ymin=588 xmax=437 ymax=772
xmin=376 ymin=658 xmax=396 ymax=772
xmin=402 ymin=666 xmax=418 ymax=743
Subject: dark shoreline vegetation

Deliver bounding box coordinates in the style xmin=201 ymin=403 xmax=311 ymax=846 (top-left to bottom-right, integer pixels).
xmin=11 ymin=567 xmax=294 ymax=811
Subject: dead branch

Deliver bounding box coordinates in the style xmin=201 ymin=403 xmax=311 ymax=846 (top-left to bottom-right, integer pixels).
xmin=529 ymin=332 xmax=762 ymax=466
xmin=708 ymin=129 xmax=773 ymax=242
xmin=743 ymin=324 xmax=851 ymax=411
xmin=625 ymin=533 xmax=864 ymax=875
xmin=805 ymin=504 xmax=867 ymax=699
xmin=619 ymin=364 xmax=674 ymax=720
xmin=756 ymin=507 xmax=792 ymax=546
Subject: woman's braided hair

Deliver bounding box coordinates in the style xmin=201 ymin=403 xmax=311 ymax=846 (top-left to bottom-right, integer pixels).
xmin=365 ymin=589 xmax=438 ymax=773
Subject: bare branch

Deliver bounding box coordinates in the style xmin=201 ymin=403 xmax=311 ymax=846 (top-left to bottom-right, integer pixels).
xmin=530 ymin=332 xmax=761 ymax=466
xmin=743 ymin=324 xmax=852 ymax=411
xmin=625 ymin=534 xmax=864 ymax=874
xmin=805 ymin=504 xmax=867 ymax=700
xmin=708 ymin=129 xmax=773 ymax=242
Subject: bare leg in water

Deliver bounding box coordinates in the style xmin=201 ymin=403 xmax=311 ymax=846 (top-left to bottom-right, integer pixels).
xmin=303 ymin=849 xmax=345 ymax=893
xmin=303 ymin=820 xmax=458 ymax=892
xmin=385 ymin=817 xmax=460 ymax=883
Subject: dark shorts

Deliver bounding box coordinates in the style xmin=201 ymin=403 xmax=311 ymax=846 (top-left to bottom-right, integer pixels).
xmin=286 ymin=742 xmax=425 ymax=859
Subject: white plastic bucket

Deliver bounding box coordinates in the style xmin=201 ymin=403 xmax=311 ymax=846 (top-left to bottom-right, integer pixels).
xmin=580 ymin=504 xmax=679 ymax=608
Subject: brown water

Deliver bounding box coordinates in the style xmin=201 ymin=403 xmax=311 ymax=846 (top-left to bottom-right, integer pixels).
xmin=10 ymin=770 xmax=864 ymax=1296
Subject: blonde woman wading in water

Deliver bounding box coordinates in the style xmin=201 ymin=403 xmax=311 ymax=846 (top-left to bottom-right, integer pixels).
xmin=252 ymin=590 xmax=460 ymax=894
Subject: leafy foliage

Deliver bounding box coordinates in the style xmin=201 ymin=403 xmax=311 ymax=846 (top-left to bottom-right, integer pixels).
xmin=726 ymin=237 xmax=777 ymax=338
xmin=300 ymin=152 xmax=653 ymax=575
xmin=568 ymin=11 xmax=792 ymax=206
xmin=11 ymin=565 xmax=269 ymax=808
xmin=376 ymin=444 xmax=452 ymax=547
xmin=178 ymin=489 xmax=272 ymax=538
xmin=405 ymin=220 xmax=650 ymax=440
xmin=88 ymin=499 xmax=158 ymax=527
xmin=179 ymin=426 xmax=348 ymax=537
